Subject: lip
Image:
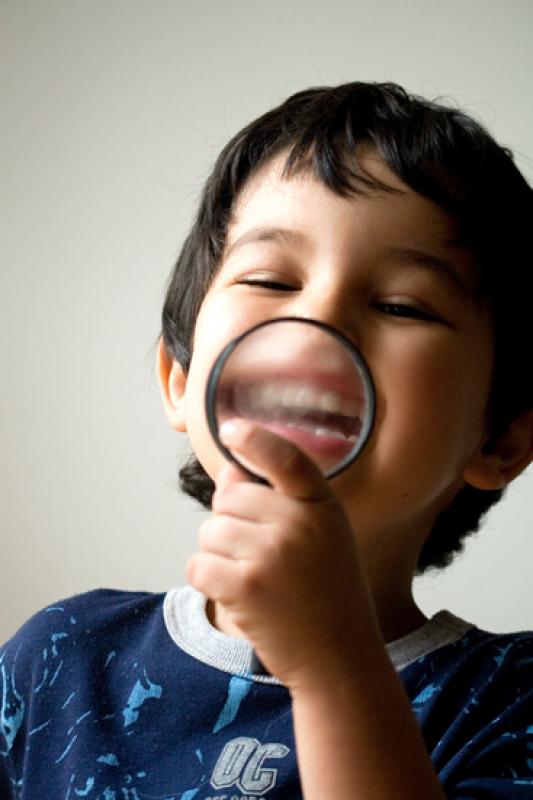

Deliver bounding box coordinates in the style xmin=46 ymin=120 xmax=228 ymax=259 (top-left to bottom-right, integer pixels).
xmin=215 ymin=365 xmax=366 ymax=471
xmin=218 ymin=410 xmax=359 ymax=471
xmin=215 ymin=319 xmax=366 ymax=391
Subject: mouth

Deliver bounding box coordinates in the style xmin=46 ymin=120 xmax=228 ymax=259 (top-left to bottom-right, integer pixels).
xmin=217 ymin=375 xmax=364 ymax=469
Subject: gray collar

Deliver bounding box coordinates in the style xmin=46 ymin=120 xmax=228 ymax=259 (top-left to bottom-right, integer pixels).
xmin=163 ymin=585 xmax=474 ymax=684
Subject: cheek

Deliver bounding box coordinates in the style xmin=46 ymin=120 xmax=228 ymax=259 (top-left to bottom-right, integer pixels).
xmin=374 ymin=336 xmax=492 ymax=467
xmin=182 ymin=294 xmax=265 ymax=481
xmin=194 ymin=289 xmax=267 ymax=346
xmin=189 ymin=292 xmax=255 ymax=388
xmin=183 ymin=370 xmax=226 ymax=482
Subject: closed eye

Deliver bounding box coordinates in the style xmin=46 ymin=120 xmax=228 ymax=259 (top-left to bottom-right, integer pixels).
xmin=237 ymin=278 xmax=297 ymax=292
xmin=376 ymin=303 xmax=441 ymax=322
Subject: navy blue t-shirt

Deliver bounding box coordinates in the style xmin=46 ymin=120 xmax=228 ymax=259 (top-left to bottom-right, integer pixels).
xmin=1 ymin=587 xmax=533 ymax=799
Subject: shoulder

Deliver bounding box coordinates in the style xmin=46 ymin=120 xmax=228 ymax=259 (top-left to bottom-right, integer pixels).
xmin=402 ymin=624 xmax=533 ymax=795
xmin=0 ymin=589 xmax=167 ymax=760
xmin=1 ymin=588 xmax=165 ymax=684
xmin=458 ymin=626 xmax=533 ymax=706
xmin=403 ymin=623 xmax=533 ymax=705
xmin=467 ymin=625 xmax=533 ymax=674
xmin=4 ymin=586 xmax=162 ymax=639
xmin=425 ymin=623 xmax=532 ymax=673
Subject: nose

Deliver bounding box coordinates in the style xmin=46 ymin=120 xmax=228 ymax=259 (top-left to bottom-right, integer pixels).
xmin=290 ymin=281 xmax=361 ymax=348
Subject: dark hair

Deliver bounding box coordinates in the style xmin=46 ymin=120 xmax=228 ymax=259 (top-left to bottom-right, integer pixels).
xmin=161 ymin=81 xmax=533 ymax=572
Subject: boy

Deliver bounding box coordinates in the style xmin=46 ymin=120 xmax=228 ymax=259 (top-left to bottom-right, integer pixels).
xmin=2 ymin=82 xmax=533 ymax=799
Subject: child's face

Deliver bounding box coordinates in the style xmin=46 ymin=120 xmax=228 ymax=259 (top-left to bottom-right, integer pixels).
xmin=172 ymin=152 xmax=496 ymax=549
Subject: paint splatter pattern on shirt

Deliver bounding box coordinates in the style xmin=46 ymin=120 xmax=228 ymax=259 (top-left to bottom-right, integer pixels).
xmin=1 ymin=590 xmax=533 ymax=799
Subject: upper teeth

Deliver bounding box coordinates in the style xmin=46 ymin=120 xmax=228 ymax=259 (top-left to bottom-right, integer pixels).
xmin=234 ymin=381 xmax=354 ymax=417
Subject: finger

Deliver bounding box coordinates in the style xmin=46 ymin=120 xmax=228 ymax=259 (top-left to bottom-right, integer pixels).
xmin=215 ymin=460 xmax=252 ymax=493
xmin=186 ymin=551 xmax=240 ymax=602
xmin=198 ymin=514 xmax=263 ymax=558
xmin=219 ymin=419 xmax=330 ymax=502
xmin=212 ymin=479 xmax=276 ymax=519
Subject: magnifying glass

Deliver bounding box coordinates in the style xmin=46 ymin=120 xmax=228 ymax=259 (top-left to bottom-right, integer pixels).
xmin=205 ymin=317 xmax=376 ymax=673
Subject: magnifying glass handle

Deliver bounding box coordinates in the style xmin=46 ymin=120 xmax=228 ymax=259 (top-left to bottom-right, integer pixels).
xmin=250 ymin=649 xmax=269 ymax=676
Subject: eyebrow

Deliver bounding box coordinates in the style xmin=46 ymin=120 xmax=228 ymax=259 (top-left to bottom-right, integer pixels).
xmin=224 ymin=226 xmax=304 ymax=258
xmin=225 ymin=226 xmax=478 ymax=303
xmin=385 ymin=246 xmax=479 ymax=303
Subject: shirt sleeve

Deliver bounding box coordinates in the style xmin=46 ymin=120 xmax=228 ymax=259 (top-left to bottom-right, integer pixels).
xmin=407 ymin=632 xmax=533 ymax=799
xmin=1 ymin=628 xmax=32 ymax=799
xmin=0 ymin=595 xmax=88 ymax=799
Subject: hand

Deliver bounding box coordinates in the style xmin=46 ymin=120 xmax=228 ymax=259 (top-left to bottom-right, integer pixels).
xmin=186 ymin=419 xmax=381 ymax=691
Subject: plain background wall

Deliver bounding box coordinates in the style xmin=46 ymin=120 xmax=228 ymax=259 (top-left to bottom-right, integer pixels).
xmin=2 ymin=0 xmax=533 ymax=644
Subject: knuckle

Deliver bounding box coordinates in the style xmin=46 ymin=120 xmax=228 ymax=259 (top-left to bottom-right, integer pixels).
xmin=197 ymin=519 xmax=214 ymax=549
xmin=239 ymin=561 xmax=264 ymax=598
xmin=211 ymin=485 xmax=229 ymax=513
xmin=273 ymin=503 xmax=308 ymax=537
xmin=187 ymin=554 xmax=224 ymax=600
xmin=263 ymin=519 xmax=288 ymax=562
xmin=199 ymin=515 xmax=228 ymax=549
xmin=197 ymin=527 xmax=209 ymax=551
xmin=186 ymin=554 xmax=202 ymax=586
xmin=212 ymin=481 xmax=240 ymax=513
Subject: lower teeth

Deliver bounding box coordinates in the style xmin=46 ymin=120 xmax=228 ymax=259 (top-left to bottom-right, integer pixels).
xmin=286 ymin=422 xmax=356 ymax=441
xmin=314 ymin=427 xmax=346 ymax=439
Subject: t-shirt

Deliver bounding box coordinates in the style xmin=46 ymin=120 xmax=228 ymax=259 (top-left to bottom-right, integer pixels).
xmin=1 ymin=586 xmax=532 ymax=799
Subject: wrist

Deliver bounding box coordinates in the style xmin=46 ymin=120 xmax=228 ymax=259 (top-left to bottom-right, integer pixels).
xmin=289 ymin=642 xmax=447 ymax=800
xmin=287 ymin=624 xmax=388 ymax=700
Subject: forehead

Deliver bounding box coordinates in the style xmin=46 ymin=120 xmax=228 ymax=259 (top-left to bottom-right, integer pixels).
xmin=229 ymin=151 xmax=458 ymax=245
xmin=224 ymin=153 xmax=481 ymax=299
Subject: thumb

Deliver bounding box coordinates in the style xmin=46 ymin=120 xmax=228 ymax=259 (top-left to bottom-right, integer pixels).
xmin=219 ymin=419 xmax=330 ymax=502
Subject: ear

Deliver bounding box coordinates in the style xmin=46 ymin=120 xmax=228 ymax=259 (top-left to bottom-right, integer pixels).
xmin=462 ymin=409 xmax=533 ymax=490
xmin=156 ymin=338 xmax=187 ymax=432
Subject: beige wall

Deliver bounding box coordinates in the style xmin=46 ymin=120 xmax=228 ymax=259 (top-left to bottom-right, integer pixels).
xmin=2 ymin=0 xmax=533 ymax=643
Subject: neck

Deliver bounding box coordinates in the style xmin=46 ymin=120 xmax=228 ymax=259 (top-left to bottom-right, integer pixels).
xmin=358 ymin=533 xmax=427 ymax=642
xmin=207 ymin=584 xmax=426 ymax=646
xmin=205 ymin=526 xmax=428 ymax=645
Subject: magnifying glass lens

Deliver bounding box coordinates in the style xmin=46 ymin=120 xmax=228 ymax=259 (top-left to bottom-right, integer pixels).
xmin=206 ymin=318 xmax=375 ymax=481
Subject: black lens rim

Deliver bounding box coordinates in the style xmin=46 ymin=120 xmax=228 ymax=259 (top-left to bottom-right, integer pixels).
xmin=205 ymin=316 xmax=376 ymax=482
